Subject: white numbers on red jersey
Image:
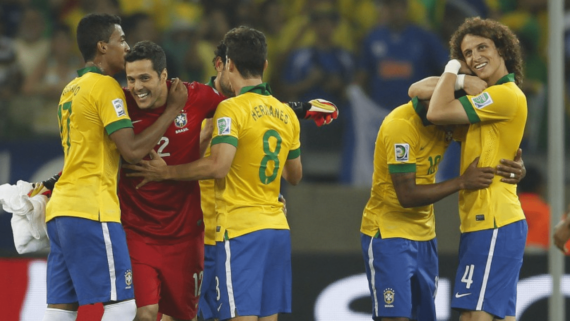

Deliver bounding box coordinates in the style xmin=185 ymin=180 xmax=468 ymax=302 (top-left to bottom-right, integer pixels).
xmin=157 ymin=137 xmax=171 ymax=157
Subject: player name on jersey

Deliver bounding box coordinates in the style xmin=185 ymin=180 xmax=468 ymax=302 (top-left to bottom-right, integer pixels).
xmin=251 ymin=104 xmax=290 ymax=124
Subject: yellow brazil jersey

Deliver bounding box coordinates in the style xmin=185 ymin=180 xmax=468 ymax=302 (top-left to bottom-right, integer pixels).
xmin=211 ymin=83 xmax=300 ymax=241
xmin=200 ymin=120 xmax=216 ymax=246
xmin=360 ymin=97 xmax=452 ymax=241
xmin=457 ymin=73 xmax=527 ymax=233
xmin=46 ymin=66 xmax=132 ymax=223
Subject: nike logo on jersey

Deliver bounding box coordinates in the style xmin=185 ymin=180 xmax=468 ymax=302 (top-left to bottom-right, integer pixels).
xmin=455 ymin=292 xmax=471 ymax=298
xmin=132 ymin=120 xmax=142 ymax=124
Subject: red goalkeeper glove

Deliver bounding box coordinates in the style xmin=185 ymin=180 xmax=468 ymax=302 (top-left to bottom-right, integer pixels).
xmin=27 ymin=172 xmax=61 ymax=198
xmin=288 ymin=99 xmax=339 ymax=127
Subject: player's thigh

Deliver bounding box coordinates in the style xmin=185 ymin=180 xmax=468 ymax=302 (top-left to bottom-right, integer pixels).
xmin=199 ymin=244 xmax=218 ymax=321
xmin=53 ymin=217 xmax=134 ymax=305
xmin=452 ymin=220 xmax=526 ymax=319
xmin=46 ymin=219 xmax=77 ymax=305
xmin=216 ymin=229 xmax=291 ymax=320
xmin=360 ymin=233 xmax=416 ymax=319
xmin=459 ymin=310 xmax=494 ymax=321
xmin=158 ymin=234 xmax=204 ymax=320
xmin=134 ymin=303 xmax=159 ymax=321
xmin=126 ymin=232 xmax=161 ymax=308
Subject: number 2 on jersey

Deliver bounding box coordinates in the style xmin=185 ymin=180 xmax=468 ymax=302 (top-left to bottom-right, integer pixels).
xmin=57 ymin=101 xmax=73 ymax=154
xmin=259 ymin=130 xmax=282 ymax=184
xmin=157 ymin=137 xmax=171 ymax=157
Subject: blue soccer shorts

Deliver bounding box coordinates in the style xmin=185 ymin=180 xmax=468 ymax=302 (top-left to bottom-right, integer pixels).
xmin=46 ymin=216 xmax=134 ymax=305
xmin=198 ymin=244 xmax=217 ymax=320
xmin=215 ymin=229 xmax=292 ymax=320
xmin=451 ymin=219 xmax=527 ymax=319
xmin=361 ymin=233 xmax=438 ymax=321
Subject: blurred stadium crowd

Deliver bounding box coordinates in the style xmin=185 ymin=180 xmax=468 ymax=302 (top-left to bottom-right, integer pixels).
xmin=0 ymin=0 xmax=566 ymax=182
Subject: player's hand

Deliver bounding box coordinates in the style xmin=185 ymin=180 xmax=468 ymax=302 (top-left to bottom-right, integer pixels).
xmin=123 ymin=149 xmax=168 ymax=189
xmin=463 ymin=75 xmax=487 ymax=96
xmin=496 ymin=148 xmax=525 ymax=184
xmin=554 ymin=215 xmax=570 ymax=253
xmin=460 ymin=157 xmax=494 ymax=190
xmin=27 ymin=172 xmax=61 ymax=197
xmin=304 ymin=99 xmax=339 ymax=127
xmin=165 ymin=78 xmax=188 ymax=114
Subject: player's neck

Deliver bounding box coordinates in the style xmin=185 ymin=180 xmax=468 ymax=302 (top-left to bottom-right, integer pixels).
xmin=85 ymin=58 xmax=116 ymax=76
xmin=232 ymin=77 xmax=263 ymax=96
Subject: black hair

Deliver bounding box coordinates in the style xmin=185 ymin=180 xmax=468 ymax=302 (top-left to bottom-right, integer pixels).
xmin=222 ymin=26 xmax=266 ymax=78
xmin=76 ymin=13 xmax=122 ymax=62
xmin=212 ymin=41 xmax=227 ymax=67
xmin=124 ymin=40 xmax=166 ymax=75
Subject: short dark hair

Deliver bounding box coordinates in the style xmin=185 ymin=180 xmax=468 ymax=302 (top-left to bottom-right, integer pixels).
xmin=77 ymin=13 xmax=121 ymax=62
xmin=222 ymin=26 xmax=267 ymax=78
xmin=450 ymin=17 xmax=524 ymax=86
xmin=125 ymin=40 xmax=166 ymax=75
xmin=212 ymin=41 xmax=227 ymax=67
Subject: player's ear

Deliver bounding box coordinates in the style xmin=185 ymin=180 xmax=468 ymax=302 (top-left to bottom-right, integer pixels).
xmin=160 ymin=68 xmax=167 ymax=82
xmin=215 ymin=57 xmax=224 ymax=72
xmin=263 ymin=60 xmax=268 ymax=72
xmin=97 ymin=41 xmax=106 ymax=54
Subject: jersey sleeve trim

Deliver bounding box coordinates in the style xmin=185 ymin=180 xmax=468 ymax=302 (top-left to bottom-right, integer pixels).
xmin=212 ymin=136 xmax=238 ymax=147
xmin=459 ymin=96 xmax=481 ymax=124
xmin=287 ymin=148 xmax=301 ymax=159
xmin=105 ymin=119 xmax=133 ymax=135
xmin=388 ymin=163 xmax=416 ymax=174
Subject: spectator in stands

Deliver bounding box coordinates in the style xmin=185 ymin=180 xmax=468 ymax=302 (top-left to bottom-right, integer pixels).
xmin=518 ymin=166 xmax=550 ymax=253
xmin=355 ymin=0 xmax=448 ymax=110
xmin=13 ymin=7 xmax=50 ymax=78
xmin=281 ymin=3 xmax=353 ymax=180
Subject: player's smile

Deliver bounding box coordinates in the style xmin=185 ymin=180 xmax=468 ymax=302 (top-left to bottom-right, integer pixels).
xmin=461 ymin=34 xmax=507 ymax=85
xmin=126 ymin=59 xmax=166 ymax=110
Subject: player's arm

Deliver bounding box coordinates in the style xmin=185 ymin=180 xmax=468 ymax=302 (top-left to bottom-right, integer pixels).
xmin=392 ymin=157 xmax=494 ymax=208
xmin=111 ymin=78 xmax=188 ymax=164
xmin=409 ymin=75 xmax=487 ymax=101
xmin=123 ymin=143 xmax=236 ymax=188
xmin=554 ymin=211 xmax=570 ymax=253
xmin=427 ymin=60 xmax=471 ymax=125
xmin=282 ymin=156 xmax=302 ymax=186
xmin=287 ymin=99 xmax=339 ymax=127
xmin=200 ymin=118 xmax=214 ymax=157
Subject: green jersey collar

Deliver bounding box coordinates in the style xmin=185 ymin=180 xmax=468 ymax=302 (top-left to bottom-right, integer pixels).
xmin=239 ymin=82 xmax=273 ymax=96
xmin=411 ymin=96 xmax=432 ymax=126
xmin=206 ymin=76 xmax=216 ymax=88
xmin=77 ymin=66 xmax=103 ymax=77
xmin=495 ymin=73 xmax=515 ymax=85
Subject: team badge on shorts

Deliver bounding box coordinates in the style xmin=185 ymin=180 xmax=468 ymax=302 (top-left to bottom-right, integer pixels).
xmin=394 ymin=144 xmax=409 ymax=162
xmin=175 ymin=113 xmax=188 ymax=128
xmin=125 ymin=269 xmax=133 ymax=289
xmin=384 ymin=288 xmax=395 ymax=307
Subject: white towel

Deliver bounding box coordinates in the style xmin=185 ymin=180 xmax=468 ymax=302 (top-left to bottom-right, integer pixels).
xmin=0 ymin=181 xmax=50 ymax=254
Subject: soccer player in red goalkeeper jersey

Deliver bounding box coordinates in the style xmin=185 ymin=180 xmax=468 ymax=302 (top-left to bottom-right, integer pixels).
xmin=119 ymin=40 xmax=338 ymax=321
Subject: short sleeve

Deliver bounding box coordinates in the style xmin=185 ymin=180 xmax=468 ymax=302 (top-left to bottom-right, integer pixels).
xmin=383 ymin=118 xmax=419 ymax=174
xmin=288 ymin=112 xmax=301 ymax=159
xmin=458 ymin=85 xmax=518 ymax=124
xmin=92 ymin=77 xmax=132 ymax=135
xmin=211 ymin=100 xmax=240 ymax=148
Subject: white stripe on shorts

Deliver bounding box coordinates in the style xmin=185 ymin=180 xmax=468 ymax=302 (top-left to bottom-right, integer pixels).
xmin=101 ymin=223 xmax=117 ymax=301
xmin=476 ymin=228 xmax=498 ymax=310
xmin=225 ymin=240 xmax=236 ymax=318
xmin=368 ymin=237 xmax=379 ymax=317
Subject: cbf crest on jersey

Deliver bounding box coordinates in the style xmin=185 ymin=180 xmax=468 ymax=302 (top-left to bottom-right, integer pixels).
xmin=471 ymin=92 xmax=493 ymax=109
xmin=175 ymin=113 xmax=188 ymax=128
xmin=384 ymin=288 xmax=395 ymax=307
xmin=394 ymin=144 xmax=409 ymax=162
xmin=125 ymin=269 xmax=133 ymax=289
xmin=217 ymin=117 xmax=232 ymax=135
